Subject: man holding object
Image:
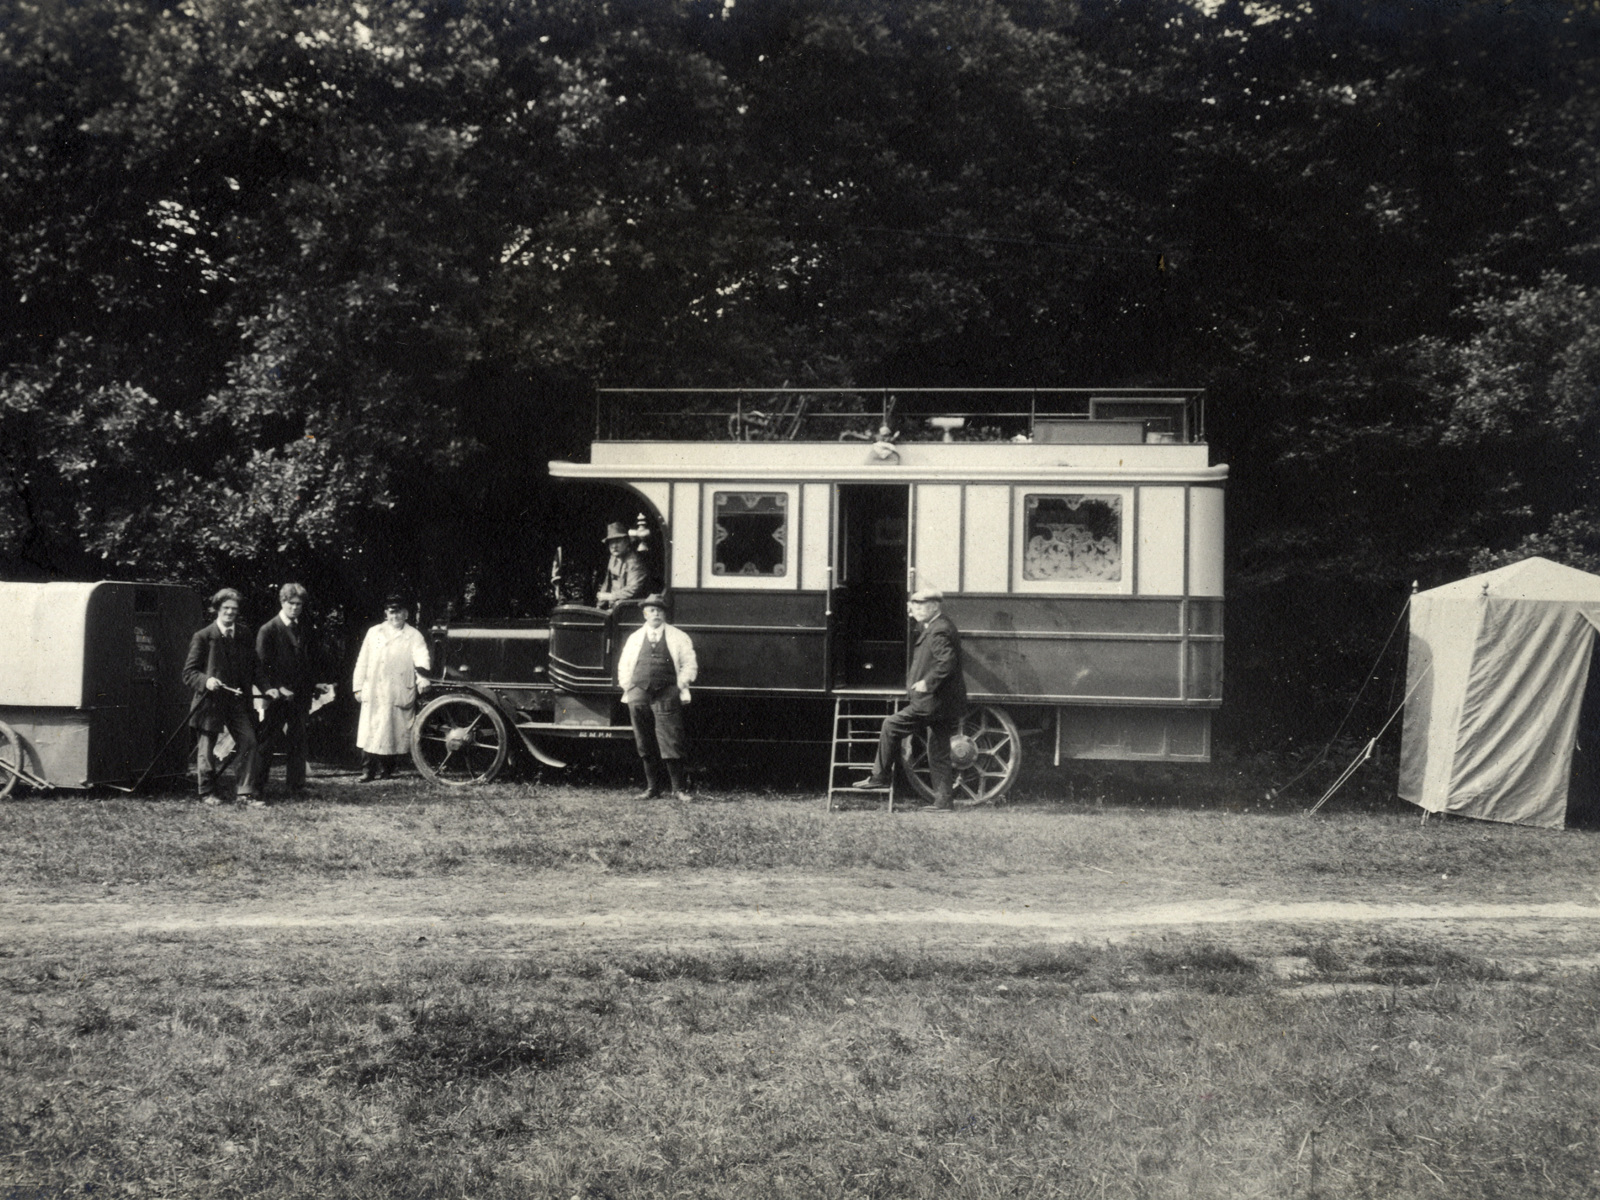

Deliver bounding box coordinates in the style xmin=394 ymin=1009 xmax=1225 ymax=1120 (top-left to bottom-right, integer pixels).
xmin=182 ymin=588 xmax=262 ymax=807
xmin=256 ymin=582 xmax=321 ymax=798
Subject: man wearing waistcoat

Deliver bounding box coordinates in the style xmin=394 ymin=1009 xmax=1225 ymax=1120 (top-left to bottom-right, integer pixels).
xmin=182 ymin=588 xmax=263 ymax=807
xmin=616 ymin=594 xmax=698 ymax=800
xmin=852 ymin=587 xmax=968 ymax=810
xmin=256 ymin=582 xmax=319 ymax=798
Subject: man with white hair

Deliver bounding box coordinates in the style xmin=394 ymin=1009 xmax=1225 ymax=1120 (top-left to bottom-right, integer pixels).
xmin=852 ymin=587 xmax=968 ymax=810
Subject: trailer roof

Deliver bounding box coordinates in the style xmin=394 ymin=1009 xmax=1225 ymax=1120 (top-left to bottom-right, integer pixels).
xmin=0 ymin=582 xmax=101 ymax=707
xmin=0 ymin=581 xmax=196 ymax=709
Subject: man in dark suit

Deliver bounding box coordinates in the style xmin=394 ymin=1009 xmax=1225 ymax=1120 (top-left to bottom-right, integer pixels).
xmin=182 ymin=588 xmax=262 ymax=806
xmin=852 ymin=587 xmax=969 ymax=810
xmin=255 ymin=582 xmax=319 ymax=797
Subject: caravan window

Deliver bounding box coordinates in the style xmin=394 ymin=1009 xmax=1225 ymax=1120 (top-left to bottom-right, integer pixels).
xmin=1014 ymin=490 xmax=1134 ymax=595
xmin=712 ymin=491 xmax=789 ymax=577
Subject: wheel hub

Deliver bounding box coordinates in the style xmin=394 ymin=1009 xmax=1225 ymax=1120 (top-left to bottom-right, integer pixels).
xmin=949 ymin=733 xmax=979 ymax=770
xmin=444 ymin=726 xmax=475 ymax=754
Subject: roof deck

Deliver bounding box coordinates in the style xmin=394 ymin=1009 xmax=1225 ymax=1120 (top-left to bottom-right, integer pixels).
xmin=555 ymin=388 xmax=1221 ymax=484
xmin=590 ymin=387 xmax=1206 ymax=444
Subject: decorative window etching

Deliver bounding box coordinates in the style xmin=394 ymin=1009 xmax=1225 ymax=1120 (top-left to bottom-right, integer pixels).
xmin=713 ymin=491 xmax=788 ymax=576
xmin=1023 ymin=494 xmax=1122 ymax=582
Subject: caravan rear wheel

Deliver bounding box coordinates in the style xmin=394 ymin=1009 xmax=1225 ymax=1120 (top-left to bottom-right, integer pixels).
xmin=900 ymin=704 xmax=1022 ymax=805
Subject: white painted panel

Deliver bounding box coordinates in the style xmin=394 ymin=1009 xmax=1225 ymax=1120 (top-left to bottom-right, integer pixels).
xmin=914 ymin=485 xmax=963 ymax=596
xmin=963 ymin=487 xmax=1011 ymax=592
xmin=1189 ymin=486 xmax=1225 ymax=597
xmin=630 ymin=481 xmax=671 ymax=526
xmin=670 ymin=482 xmax=700 ymax=589
xmin=1136 ymin=487 xmax=1187 ymax=596
xmin=801 ymin=484 xmax=831 ymax=591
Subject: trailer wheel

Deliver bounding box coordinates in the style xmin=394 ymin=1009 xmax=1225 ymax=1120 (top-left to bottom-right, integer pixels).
xmin=412 ymin=694 xmax=509 ymax=786
xmin=0 ymin=720 xmax=21 ymax=800
xmin=901 ymin=704 xmax=1022 ymax=805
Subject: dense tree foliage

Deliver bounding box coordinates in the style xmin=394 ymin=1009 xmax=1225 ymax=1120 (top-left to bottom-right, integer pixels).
xmin=2 ymin=0 xmax=1597 ymax=743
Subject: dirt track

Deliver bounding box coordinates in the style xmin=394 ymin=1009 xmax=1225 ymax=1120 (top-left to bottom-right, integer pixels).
xmin=9 ymin=872 xmax=1600 ymax=964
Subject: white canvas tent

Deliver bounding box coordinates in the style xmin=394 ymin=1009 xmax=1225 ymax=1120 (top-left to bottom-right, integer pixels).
xmin=1398 ymin=557 xmax=1600 ymax=829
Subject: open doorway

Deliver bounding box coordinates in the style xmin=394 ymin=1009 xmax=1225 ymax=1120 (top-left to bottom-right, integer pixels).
xmin=834 ymin=484 xmax=910 ymax=688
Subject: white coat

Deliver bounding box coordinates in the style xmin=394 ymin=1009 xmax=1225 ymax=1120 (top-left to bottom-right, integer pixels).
xmin=352 ymin=621 xmax=431 ymax=755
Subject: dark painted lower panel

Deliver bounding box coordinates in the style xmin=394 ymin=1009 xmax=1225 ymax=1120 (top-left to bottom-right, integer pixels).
xmin=963 ymin=637 xmax=1183 ymax=700
xmin=692 ymin=629 xmax=828 ymax=691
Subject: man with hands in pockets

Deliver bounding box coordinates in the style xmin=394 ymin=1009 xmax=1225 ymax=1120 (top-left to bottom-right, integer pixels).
xmin=616 ymin=593 xmax=698 ymax=800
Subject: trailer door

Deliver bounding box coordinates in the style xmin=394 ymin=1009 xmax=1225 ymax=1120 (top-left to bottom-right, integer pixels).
xmin=833 ymin=484 xmax=909 ymax=689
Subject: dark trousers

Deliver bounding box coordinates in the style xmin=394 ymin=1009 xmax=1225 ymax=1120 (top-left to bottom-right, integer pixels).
xmin=257 ymin=698 xmax=309 ymax=791
xmin=195 ymin=701 xmax=259 ymax=797
xmin=873 ymin=707 xmax=956 ymax=801
xmin=629 ymin=687 xmax=687 ymax=761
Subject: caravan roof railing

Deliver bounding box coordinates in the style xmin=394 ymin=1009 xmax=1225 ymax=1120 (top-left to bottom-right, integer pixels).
xmin=592 ymin=387 xmax=1205 ymax=445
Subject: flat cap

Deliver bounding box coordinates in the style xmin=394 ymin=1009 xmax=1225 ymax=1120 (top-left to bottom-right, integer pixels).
xmin=909 ymin=588 xmax=944 ymax=603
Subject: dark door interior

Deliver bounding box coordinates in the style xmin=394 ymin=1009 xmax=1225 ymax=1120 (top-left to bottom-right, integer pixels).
xmin=834 ymin=484 xmax=910 ymax=688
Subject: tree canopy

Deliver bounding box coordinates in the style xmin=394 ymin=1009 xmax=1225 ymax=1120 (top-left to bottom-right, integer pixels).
xmin=3 ymin=0 xmax=1598 ymax=743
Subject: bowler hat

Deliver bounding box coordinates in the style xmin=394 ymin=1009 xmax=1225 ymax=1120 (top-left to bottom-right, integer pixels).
xmin=640 ymin=593 xmax=669 ymax=612
xmin=603 ymin=521 xmax=631 ymax=543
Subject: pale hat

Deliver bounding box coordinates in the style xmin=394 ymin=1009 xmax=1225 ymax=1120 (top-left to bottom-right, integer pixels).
xmin=909 ymin=588 xmax=944 ymax=603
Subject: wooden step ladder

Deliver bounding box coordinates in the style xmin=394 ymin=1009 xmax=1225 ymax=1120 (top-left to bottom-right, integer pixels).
xmin=826 ymin=695 xmax=900 ymax=812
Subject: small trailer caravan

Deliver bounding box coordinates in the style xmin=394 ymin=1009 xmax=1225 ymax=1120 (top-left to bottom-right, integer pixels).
xmin=0 ymin=581 xmax=202 ymax=796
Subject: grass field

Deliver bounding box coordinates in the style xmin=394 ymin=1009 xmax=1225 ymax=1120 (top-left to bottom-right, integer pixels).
xmin=3 ymin=762 xmax=1599 ymax=1198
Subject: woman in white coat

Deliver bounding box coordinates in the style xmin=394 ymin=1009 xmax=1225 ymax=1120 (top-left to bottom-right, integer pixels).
xmin=352 ymin=594 xmax=431 ymax=780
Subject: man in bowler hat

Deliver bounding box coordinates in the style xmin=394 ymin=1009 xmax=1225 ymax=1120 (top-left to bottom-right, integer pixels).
xmin=182 ymin=588 xmax=263 ymax=806
xmin=616 ymin=594 xmax=698 ymax=799
xmin=596 ymin=521 xmax=648 ymax=609
xmin=852 ymin=587 xmax=968 ymax=809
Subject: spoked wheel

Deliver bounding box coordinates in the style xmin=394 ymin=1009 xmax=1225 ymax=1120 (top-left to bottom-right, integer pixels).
xmin=0 ymin=720 xmax=22 ymax=800
xmin=412 ymin=693 xmax=509 ymax=786
xmin=901 ymin=704 xmax=1022 ymax=805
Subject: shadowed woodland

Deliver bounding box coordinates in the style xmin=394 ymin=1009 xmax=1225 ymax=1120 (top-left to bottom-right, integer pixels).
xmin=2 ymin=0 xmax=1598 ymax=748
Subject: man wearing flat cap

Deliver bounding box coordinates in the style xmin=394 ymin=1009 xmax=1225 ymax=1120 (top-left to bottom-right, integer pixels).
xmin=616 ymin=594 xmax=698 ymax=800
xmin=596 ymin=521 xmax=647 ymax=609
xmin=853 ymin=587 xmax=968 ymax=809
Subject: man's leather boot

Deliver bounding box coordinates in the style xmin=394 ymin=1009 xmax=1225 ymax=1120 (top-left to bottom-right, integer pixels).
xmin=633 ymin=757 xmax=663 ymax=801
xmin=666 ymin=759 xmax=692 ymax=800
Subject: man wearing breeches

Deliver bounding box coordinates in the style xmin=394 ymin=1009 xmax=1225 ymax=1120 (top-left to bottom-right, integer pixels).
xmin=616 ymin=593 xmax=698 ymax=800
xmin=852 ymin=587 xmax=968 ymax=810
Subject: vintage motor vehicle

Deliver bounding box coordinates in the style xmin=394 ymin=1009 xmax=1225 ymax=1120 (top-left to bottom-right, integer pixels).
xmin=413 ymin=388 xmax=1225 ymax=804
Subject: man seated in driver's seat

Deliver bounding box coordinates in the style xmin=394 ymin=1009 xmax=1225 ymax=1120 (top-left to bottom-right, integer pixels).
xmin=597 ymin=521 xmax=648 ymax=610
